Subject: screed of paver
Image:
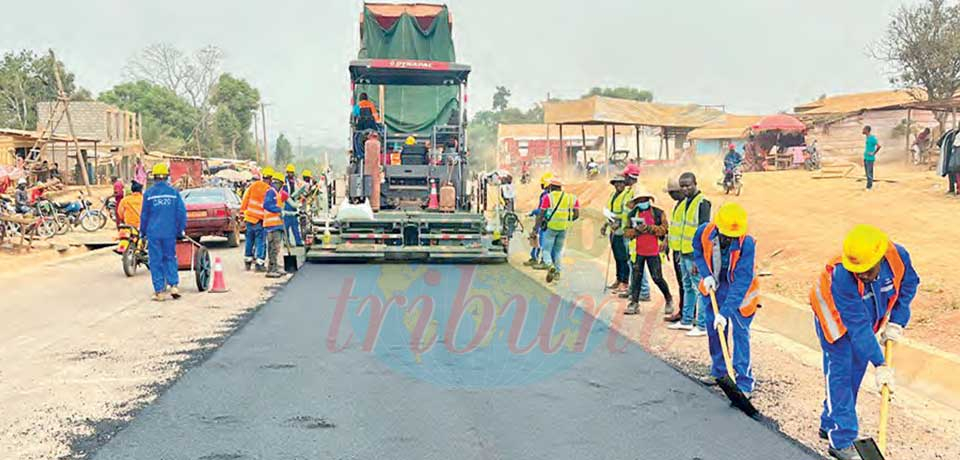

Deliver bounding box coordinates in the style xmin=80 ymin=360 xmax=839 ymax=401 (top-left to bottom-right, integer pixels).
xmin=91 ymin=264 xmax=817 ymax=460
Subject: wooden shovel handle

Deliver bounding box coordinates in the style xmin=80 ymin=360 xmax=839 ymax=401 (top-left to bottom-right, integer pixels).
xmin=709 ymin=290 xmax=736 ymax=382
xmin=878 ymin=340 xmax=893 ymax=454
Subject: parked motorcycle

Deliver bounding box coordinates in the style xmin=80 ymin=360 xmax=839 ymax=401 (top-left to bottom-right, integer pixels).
xmin=57 ymin=192 xmax=108 ymax=232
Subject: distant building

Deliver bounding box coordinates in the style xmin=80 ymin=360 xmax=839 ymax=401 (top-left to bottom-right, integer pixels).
xmin=794 ymin=90 xmax=937 ymax=161
xmin=36 ymin=101 xmax=145 ymax=183
xmin=496 ymin=124 xmax=651 ymax=169
xmin=687 ymin=114 xmax=764 ymax=156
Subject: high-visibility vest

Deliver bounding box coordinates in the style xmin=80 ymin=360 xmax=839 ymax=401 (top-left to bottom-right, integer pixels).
xmin=545 ymin=191 xmax=577 ymax=231
xmin=263 ymin=191 xmax=283 ymax=229
xmin=241 ymin=180 xmax=270 ymax=224
xmin=358 ymin=100 xmax=381 ymax=122
xmin=696 ymin=223 xmax=760 ymax=317
xmin=609 ymin=188 xmax=633 ymax=233
xmin=809 ymin=241 xmax=906 ymax=344
xmin=669 ymin=193 xmax=706 ymax=254
xmin=118 ymin=193 xmax=143 ymax=228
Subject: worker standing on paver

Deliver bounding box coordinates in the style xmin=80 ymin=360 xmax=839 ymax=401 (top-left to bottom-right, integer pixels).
xmin=263 ymin=172 xmax=287 ymax=278
xmin=601 ymin=174 xmax=633 ymax=293
xmin=622 ymin=187 xmax=672 ymax=315
xmin=692 ymin=202 xmax=760 ymax=394
xmin=241 ymin=167 xmax=272 ymax=271
xmin=524 ymin=172 xmax=554 ymax=268
xmin=667 ymin=172 xmax=712 ymax=336
xmin=809 ymin=224 xmax=919 ymax=460
xmin=862 ymin=126 xmax=881 ymax=190
xmin=663 ymin=178 xmax=685 ymax=322
xmin=281 ymin=166 xmax=303 ymax=247
xmin=531 ymin=177 xmax=579 ymax=283
xmin=139 ymin=163 xmax=187 ymax=302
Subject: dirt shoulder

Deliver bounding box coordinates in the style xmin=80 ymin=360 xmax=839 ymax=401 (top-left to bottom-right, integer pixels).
xmin=0 ymin=240 xmax=288 ymax=460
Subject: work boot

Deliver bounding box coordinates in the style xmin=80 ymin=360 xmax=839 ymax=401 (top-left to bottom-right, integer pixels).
xmin=244 ymin=259 xmax=253 ymax=271
xmin=698 ymin=375 xmax=718 ymax=386
xmin=255 ymin=262 xmax=266 ymax=273
xmin=151 ymin=292 xmax=167 ymax=302
xmin=546 ymin=266 xmax=559 ymax=283
xmin=828 ymin=446 xmax=862 ymax=460
xmin=819 ymin=428 xmax=829 ymax=440
xmin=624 ymin=302 xmax=639 ymax=315
xmin=169 ymin=286 xmax=181 ymax=300
xmin=266 ymin=270 xmax=285 ymax=279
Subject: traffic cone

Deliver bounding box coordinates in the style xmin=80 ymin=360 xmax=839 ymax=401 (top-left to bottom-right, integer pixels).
xmin=428 ymin=179 xmax=439 ymax=210
xmin=210 ymin=257 xmax=229 ymax=293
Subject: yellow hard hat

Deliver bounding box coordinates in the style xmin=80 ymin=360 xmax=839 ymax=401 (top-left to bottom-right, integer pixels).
xmin=842 ymin=224 xmax=889 ymax=273
xmin=286 ymin=164 xmax=296 ymax=173
xmin=272 ymin=171 xmax=285 ymax=181
xmin=714 ymin=202 xmax=748 ymax=237
xmin=539 ymin=172 xmax=555 ymax=187
xmin=302 ymin=169 xmax=312 ymax=178
xmin=405 ymin=136 xmax=416 ymax=145
xmin=151 ymin=162 xmax=169 ymax=176
xmin=261 ymin=166 xmax=275 ymax=178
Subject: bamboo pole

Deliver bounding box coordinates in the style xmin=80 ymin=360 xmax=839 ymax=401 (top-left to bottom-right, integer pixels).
xmin=49 ymin=49 xmax=92 ymax=195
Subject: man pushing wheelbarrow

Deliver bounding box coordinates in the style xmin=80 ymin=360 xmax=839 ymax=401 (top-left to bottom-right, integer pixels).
xmin=139 ymin=162 xmax=188 ymax=302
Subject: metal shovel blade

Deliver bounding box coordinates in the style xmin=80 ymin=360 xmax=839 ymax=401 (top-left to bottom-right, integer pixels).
xmin=717 ymin=375 xmax=759 ymax=418
xmin=284 ymin=254 xmax=299 ymax=273
xmin=853 ymin=438 xmax=885 ymax=460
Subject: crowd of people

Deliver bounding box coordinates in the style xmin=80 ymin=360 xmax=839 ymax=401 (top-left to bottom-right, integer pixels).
xmin=518 ymin=162 xmax=921 ymax=460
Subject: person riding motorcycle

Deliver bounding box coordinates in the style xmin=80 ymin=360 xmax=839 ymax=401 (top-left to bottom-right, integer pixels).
xmin=14 ymin=178 xmax=31 ymax=214
xmin=586 ymin=158 xmax=600 ymax=178
xmin=723 ymin=144 xmax=743 ymax=186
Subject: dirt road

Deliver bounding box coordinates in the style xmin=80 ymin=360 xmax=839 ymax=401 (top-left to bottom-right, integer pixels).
xmin=0 ymin=239 xmax=286 ymax=460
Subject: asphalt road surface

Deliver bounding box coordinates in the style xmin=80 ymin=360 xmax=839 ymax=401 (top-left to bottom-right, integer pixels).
xmin=92 ymin=264 xmax=818 ymax=460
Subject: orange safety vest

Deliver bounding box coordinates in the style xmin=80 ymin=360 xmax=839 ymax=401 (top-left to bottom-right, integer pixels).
xmin=809 ymin=241 xmax=905 ymax=344
xmin=358 ymin=100 xmax=381 ymax=123
xmin=262 ymin=192 xmax=283 ymax=228
xmin=696 ymin=223 xmax=761 ymax=317
xmin=118 ymin=193 xmax=143 ymax=229
xmin=241 ymin=180 xmax=270 ymax=224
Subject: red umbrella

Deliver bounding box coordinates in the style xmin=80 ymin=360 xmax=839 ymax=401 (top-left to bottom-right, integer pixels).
xmin=753 ymin=114 xmax=806 ymax=132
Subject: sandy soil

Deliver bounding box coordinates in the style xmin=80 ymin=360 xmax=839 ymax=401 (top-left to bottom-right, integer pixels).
xmin=519 ymin=159 xmax=960 ymax=354
xmin=0 ymin=239 xmax=287 ymax=460
xmin=514 ymin=160 xmax=960 ymax=459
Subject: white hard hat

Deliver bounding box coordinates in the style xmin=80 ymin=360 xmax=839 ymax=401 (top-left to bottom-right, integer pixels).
xmin=18 ymin=178 xmax=27 ymax=185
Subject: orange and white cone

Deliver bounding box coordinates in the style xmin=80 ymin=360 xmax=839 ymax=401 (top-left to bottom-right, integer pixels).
xmin=428 ymin=179 xmax=439 ymax=210
xmin=210 ymin=256 xmax=229 ymax=293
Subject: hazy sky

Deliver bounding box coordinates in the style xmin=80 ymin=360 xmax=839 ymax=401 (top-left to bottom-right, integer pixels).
xmin=0 ymin=0 xmax=909 ymax=147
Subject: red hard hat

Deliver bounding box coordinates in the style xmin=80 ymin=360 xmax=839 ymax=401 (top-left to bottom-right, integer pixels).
xmin=622 ymin=164 xmax=641 ymax=178
xmin=729 ymin=143 xmax=736 ymax=149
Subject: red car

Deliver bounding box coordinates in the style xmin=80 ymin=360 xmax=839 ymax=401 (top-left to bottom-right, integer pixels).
xmin=182 ymin=187 xmax=243 ymax=247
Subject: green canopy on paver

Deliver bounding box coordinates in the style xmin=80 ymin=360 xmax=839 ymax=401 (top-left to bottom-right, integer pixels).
xmin=357 ymin=5 xmax=460 ymax=136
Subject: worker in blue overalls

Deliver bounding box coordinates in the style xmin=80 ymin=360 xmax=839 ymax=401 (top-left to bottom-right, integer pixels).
xmin=281 ymin=164 xmax=303 ymax=247
xmin=809 ymin=224 xmax=919 ymax=460
xmin=139 ymin=163 xmax=187 ymax=302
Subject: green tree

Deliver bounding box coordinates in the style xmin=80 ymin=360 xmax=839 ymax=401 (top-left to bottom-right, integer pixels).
xmin=209 ymin=73 xmax=260 ymax=159
xmin=874 ymin=0 xmax=960 ymax=128
xmin=274 ymin=133 xmax=293 ymax=167
xmin=98 ymin=80 xmax=199 ymax=151
xmin=0 ymin=50 xmax=90 ymax=129
xmin=492 ymin=86 xmax=511 ymax=112
xmin=583 ymin=86 xmax=654 ymax=102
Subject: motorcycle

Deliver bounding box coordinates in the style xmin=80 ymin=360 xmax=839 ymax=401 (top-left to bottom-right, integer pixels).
xmin=723 ymin=166 xmax=743 ymax=196
xmin=803 ymin=145 xmax=822 ymax=171
xmin=117 ymin=224 xmax=149 ymax=276
xmin=586 ymin=163 xmax=600 ymax=180
xmin=56 ymin=192 xmax=108 ymax=232
xmin=520 ymin=170 xmax=531 ymax=185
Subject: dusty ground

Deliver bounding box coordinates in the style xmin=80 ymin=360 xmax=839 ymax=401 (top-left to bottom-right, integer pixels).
xmin=514 ymin=160 xmax=960 ymax=459
xmin=0 ymin=238 xmax=288 ymax=460
xmin=520 ymin=159 xmax=960 ymax=354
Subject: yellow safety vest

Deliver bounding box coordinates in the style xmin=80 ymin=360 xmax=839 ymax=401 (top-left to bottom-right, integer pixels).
xmin=609 ymin=188 xmax=633 ymax=233
xmin=545 ymin=191 xmax=577 ymax=231
xmin=669 ymin=193 xmax=706 ymax=254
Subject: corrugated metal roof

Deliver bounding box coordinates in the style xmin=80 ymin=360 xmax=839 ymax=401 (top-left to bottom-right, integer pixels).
xmin=794 ymin=89 xmax=923 ymax=115
xmin=687 ymin=114 xmax=764 ymax=140
xmin=543 ymin=96 xmax=723 ymax=128
xmin=0 ymin=128 xmax=100 ymax=143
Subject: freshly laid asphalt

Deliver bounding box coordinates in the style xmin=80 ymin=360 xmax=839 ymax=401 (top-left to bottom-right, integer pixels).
xmin=92 ymin=264 xmax=819 ymax=460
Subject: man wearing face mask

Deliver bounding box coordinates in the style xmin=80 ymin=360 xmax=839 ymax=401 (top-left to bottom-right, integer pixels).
xmin=808 ymin=225 xmax=919 ymax=460
xmin=622 ymin=187 xmax=672 ymax=315
xmin=693 ymin=203 xmax=760 ymax=395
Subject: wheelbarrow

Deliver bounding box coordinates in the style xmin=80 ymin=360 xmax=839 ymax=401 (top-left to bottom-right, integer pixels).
xmin=118 ymin=231 xmax=212 ymax=292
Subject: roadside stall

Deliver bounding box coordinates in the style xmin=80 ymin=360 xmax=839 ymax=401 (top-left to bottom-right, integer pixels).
xmin=746 ymin=114 xmax=807 ymax=171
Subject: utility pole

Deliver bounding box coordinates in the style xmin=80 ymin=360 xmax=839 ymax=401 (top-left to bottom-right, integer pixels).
xmin=260 ymin=103 xmax=270 ymax=165
xmin=252 ymin=111 xmax=261 ymax=163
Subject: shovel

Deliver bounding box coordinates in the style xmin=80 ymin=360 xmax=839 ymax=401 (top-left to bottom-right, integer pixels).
xmin=709 ymin=290 xmax=760 ymax=418
xmin=282 ymin=232 xmax=299 ymax=273
xmin=854 ymin=340 xmax=894 ymax=460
